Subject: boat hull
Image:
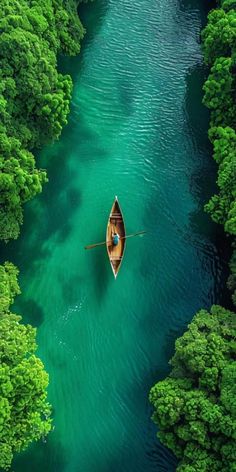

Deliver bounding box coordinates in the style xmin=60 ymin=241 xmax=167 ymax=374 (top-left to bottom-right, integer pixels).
xmin=106 ymin=197 xmax=126 ymax=278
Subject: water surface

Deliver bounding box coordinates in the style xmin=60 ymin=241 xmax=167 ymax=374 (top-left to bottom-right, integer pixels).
xmin=1 ymin=1 xmax=226 ymax=471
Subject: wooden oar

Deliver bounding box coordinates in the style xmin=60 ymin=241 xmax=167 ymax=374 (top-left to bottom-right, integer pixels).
xmin=84 ymin=231 xmax=146 ymax=250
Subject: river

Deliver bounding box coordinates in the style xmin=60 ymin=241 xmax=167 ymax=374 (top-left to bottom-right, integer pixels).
xmin=1 ymin=1 xmax=226 ymax=471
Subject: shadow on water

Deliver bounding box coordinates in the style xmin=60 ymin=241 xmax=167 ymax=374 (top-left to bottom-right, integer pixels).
xmin=98 ymin=445 xmax=176 ymax=472
xmin=188 ymin=165 xmax=233 ymax=309
xmin=180 ymin=0 xmax=215 ymax=16
xmin=58 ymin=0 xmax=109 ymax=81
xmin=185 ymin=64 xmax=232 ymax=308
xmin=138 ymin=52 xmax=233 ymax=471
xmin=0 ymin=118 xmax=87 ymax=277
xmin=0 ymin=216 xmax=51 ymax=281
xmin=120 ymin=369 xmax=178 ymax=472
xmin=184 ymin=65 xmax=210 ymax=150
xmin=13 ymin=297 xmax=45 ymax=328
xmin=79 ymin=0 xmax=109 ymax=49
xmin=0 ymin=0 xmax=108 ymax=272
xmin=13 ymin=435 xmax=68 ymax=472
xmin=59 ymin=271 xmax=85 ymax=306
xmin=92 ymin=246 xmax=111 ymax=304
xmin=0 ymin=128 xmax=82 ymax=265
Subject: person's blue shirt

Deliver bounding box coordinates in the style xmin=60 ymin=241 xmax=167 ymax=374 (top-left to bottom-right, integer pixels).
xmin=113 ymin=234 xmax=120 ymax=246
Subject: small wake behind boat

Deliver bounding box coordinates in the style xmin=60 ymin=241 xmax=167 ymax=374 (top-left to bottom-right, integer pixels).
xmin=106 ymin=196 xmax=126 ymax=278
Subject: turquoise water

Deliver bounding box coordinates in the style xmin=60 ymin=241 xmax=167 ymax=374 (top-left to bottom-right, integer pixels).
xmin=0 ymin=1 xmax=226 ymax=471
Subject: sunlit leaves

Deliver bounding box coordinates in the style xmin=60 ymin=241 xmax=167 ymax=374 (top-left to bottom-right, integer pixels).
xmin=0 ymin=262 xmax=20 ymax=312
xmin=204 ymin=126 xmax=236 ymax=234
xmin=202 ymin=1 xmax=236 ymax=307
xmin=203 ymin=57 xmax=236 ymax=128
xmin=0 ymin=0 xmax=84 ymax=241
xmin=52 ymin=0 xmax=85 ymax=55
xmin=202 ymin=8 xmax=236 ymax=65
xmin=149 ymin=305 xmax=236 ymax=472
xmin=0 ymin=263 xmax=52 ymax=470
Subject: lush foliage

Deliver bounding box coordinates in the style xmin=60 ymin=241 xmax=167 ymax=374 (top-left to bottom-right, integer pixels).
xmin=0 ymin=262 xmax=20 ymax=312
xmin=150 ymin=3 xmax=236 ymax=469
xmin=204 ymin=126 xmax=236 ymax=234
xmin=203 ymin=58 xmax=236 ymax=128
xmin=0 ymin=1 xmax=91 ymax=468
xmin=150 ymin=305 xmax=236 ymax=472
xmin=202 ymin=7 xmax=236 ymax=65
xmin=0 ymin=262 xmax=51 ymax=470
xmin=0 ymin=0 xmax=85 ymax=241
xmin=202 ymin=0 xmax=236 ymax=304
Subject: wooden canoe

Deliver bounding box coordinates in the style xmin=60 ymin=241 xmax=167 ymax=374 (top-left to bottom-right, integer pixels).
xmin=106 ymin=196 xmax=126 ymax=278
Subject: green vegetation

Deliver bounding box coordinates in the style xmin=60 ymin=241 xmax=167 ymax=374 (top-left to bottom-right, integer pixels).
xmin=204 ymin=125 xmax=236 ymax=234
xmin=202 ymin=0 xmax=236 ymax=303
xmin=0 ymin=0 xmax=89 ymax=468
xmin=202 ymin=5 xmax=236 ymax=238
xmin=0 ymin=263 xmax=51 ymax=470
xmin=150 ymin=1 xmax=236 ymax=469
xmin=0 ymin=0 xmax=85 ymax=241
xmin=150 ymin=306 xmax=236 ymax=472
xmin=201 ymin=6 xmax=236 ymax=66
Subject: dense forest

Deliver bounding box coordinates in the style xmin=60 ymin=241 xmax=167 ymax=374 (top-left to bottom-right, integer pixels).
xmin=150 ymin=305 xmax=236 ymax=472
xmin=150 ymin=1 xmax=236 ymax=471
xmin=0 ymin=263 xmax=51 ymax=470
xmin=0 ymin=0 xmax=87 ymax=469
xmin=1 ymin=0 xmax=235 ymax=470
xmin=0 ymin=0 xmax=85 ymax=241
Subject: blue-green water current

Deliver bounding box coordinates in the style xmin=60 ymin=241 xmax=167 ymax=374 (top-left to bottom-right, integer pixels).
xmin=1 ymin=1 xmax=227 ymax=471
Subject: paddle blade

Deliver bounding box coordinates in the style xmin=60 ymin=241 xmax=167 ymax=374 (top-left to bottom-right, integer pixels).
xmin=84 ymin=241 xmax=107 ymax=250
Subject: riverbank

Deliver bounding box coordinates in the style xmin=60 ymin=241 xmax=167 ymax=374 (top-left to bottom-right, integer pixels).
xmin=149 ymin=1 xmax=236 ymax=470
xmin=0 ymin=1 xmax=227 ymax=471
xmin=0 ymin=1 xmax=87 ymax=468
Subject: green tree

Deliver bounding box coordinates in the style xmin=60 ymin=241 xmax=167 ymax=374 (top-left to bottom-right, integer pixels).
xmin=149 ymin=305 xmax=236 ymax=472
xmin=0 ymin=0 xmax=85 ymax=241
xmin=0 ymin=131 xmax=48 ymax=240
xmin=0 ymin=262 xmax=20 ymax=312
xmin=202 ymin=8 xmax=236 ymax=65
xmin=203 ymin=58 xmax=236 ymax=128
xmin=204 ymin=126 xmax=236 ymax=234
xmin=202 ymin=1 xmax=236 ymax=306
xmin=0 ymin=263 xmax=52 ymax=470
xmin=222 ymin=0 xmax=236 ymax=12
xmin=52 ymin=0 xmax=85 ymax=56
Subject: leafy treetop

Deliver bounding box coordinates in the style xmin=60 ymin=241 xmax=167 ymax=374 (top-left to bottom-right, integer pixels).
xmin=0 ymin=0 xmax=85 ymax=241
xmin=0 ymin=262 xmax=52 ymax=470
xmin=150 ymin=305 xmax=236 ymax=472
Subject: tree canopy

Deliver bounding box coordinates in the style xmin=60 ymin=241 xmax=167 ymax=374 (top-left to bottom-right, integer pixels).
xmin=202 ymin=0 xmax=236 ymax=305
xmin=149 ymin=305 xmax=236 ymax=472
xmin=203 ymin=57 xmax=236 ymax=129
xmin=204 ymin=126 xmax=236 ymax=235
xmin=150 ymin=3 xmax=236 ymax=469
xmin=202 ymin=7 xmax=236 ymax=65
xmin=0 ymin=262 xmax=51 ymax=470
xmin=0 ymin=0 xmax=85 ymax=241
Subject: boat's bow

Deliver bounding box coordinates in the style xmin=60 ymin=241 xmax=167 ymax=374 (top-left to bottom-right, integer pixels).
xmin=106 ymin=197 xmax=126 ymax=278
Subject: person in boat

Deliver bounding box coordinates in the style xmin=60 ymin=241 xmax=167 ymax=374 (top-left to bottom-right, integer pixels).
xmin=112 ymin=231 xmax=120 ymax=246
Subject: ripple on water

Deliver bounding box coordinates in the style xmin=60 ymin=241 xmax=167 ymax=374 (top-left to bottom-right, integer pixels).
xmin=9 ymin=1 xmax=223 ymax=472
